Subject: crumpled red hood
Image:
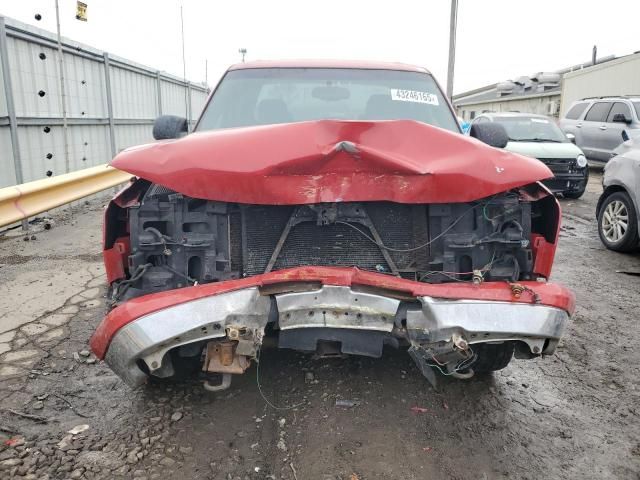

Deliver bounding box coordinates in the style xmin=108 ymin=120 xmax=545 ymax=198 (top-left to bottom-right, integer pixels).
xmin=112 ymin=120 xmax=552 ymax=204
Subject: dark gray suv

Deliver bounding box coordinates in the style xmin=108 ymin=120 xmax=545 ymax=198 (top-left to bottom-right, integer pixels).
xmin=560 ymin=97 xmax=640 ymax=163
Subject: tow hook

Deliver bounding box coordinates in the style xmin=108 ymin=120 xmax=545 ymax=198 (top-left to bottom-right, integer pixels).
xmin=203 ymin=373 xmax=232 ymax=392
xmin=202 ymin=340 xmax=251 ymax=392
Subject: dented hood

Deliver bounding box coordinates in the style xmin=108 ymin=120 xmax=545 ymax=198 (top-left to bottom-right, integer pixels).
xmin=112 ymin=120 xmax=553 ymax=204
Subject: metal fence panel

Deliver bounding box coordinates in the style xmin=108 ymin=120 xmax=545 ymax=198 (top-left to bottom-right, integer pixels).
xmin=67 ymin=124 xmax=112 ymax=169
xmin=0 ymin=41 xmax=7 ymax=117
xmin=8 ymin=36 xmax=62 ymax=117
xmin=16 ymin=124 xmax=111 ymax=182
xmin=114 ymin=124 xmax=154 ymax=153
xmin=0 ymin=128 xmax=16 ymax=187
xmin=0 ymin=15 xmax=209 ymax=190
xmin=160 ymin=80 xmax=189 ymax=118
xmin=15 ymin=124 xmax=63 ymax=182
xmin=110 ymin=65 xmax=158 ymax=120
xmin=65 ymin=52 xmax=108 ymax=118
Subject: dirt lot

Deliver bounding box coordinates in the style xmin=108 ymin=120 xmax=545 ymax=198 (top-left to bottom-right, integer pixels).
xmin=0 ymin=171 xmax=639 ymax=480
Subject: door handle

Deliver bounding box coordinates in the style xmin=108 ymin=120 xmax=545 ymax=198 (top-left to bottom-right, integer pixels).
xmin=599 ymin=125 xmax=607 ymax=130
xmin=576 ymin=123 xmax=582 ymax=128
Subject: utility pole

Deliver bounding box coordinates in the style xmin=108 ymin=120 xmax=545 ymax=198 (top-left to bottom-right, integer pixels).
xmin=239 ymin=48 xmax=247 ymax=63
xmin=180 ymin=5 xmax=188 ymax=125
xmin=55 ymin=0 xmax=70 ymax=173
xmin=446 ymin=0 xmax=458 ymax=100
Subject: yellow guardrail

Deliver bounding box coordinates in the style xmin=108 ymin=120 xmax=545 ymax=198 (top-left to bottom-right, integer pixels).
xmin=0 ymin=164 xmax=132 ymax=228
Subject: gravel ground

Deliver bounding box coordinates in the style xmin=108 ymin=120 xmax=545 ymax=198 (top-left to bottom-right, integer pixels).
xmin=0 ymin=170 xmax=639 ymax=480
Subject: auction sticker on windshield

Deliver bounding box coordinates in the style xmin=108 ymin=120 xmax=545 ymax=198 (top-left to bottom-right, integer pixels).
xmin=390 ymin=89 xmax=439 ymax=105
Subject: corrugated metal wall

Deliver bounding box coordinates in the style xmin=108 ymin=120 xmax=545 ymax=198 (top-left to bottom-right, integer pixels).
xmin=560 ymin=53 xmax=640 ymax=116
xmin=0 ymin=16 xmax=209 ymax=188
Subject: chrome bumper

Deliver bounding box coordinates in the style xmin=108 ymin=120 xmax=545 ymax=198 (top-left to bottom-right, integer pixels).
xmin=105 ymin=285 xmax=569 ymax=386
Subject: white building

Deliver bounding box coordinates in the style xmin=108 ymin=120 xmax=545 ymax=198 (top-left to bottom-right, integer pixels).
xmin=454 ymin=75 xmax=561 ymax=121
xmin=453 ymin=56 xmax=626 ymax=121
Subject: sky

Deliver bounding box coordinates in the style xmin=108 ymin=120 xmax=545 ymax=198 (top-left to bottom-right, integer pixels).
xmin=1 ymin=0 xmax=638 ymax=94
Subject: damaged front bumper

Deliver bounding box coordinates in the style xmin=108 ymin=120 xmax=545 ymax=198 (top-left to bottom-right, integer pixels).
xmin=90 ymin=267 xmax=574 ymax=388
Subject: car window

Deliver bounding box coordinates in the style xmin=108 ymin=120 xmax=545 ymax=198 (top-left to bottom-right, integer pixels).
xmin=474 ymin=116 xmax=488 ymax=123
xmin=584 ymin=102 xmax=612 ymax=122
xmin=633 ymin=102 xmax=640 ymax=120
xmin=607 ymin=102 xmax=632 ymax=122
xmin=493 ymin=116 xmax=567 ymax=142
xmin=197 ymin=68 xmax=459 ymax=132
xmin=565 ymin=102 xmax=589 ymax=120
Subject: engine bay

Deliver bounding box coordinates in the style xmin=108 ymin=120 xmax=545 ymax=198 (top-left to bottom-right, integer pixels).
xmin=106 ymin=181 xmax=556 ymax=305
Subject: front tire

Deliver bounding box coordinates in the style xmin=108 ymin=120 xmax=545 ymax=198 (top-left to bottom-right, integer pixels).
xmin=564 ymin=187 xmax=586 ymax=200
xmin=597 ymin=191 xmax=639 ymax=252
xmin=468 ymin=342 xmax=514 ymax=373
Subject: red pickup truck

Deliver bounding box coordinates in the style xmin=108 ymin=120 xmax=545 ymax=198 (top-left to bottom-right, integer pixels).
xmin=91 ymin=60 xmax=574 ymax=391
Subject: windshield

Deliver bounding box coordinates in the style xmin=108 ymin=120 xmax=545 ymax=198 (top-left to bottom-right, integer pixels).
xmin=196 ymin=68 xmax=459 ymax=132
xmin=494 ymin=116 xmax=568 ymax=142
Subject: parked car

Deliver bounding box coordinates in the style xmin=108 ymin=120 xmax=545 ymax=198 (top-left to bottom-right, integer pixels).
xmin=471 ymin=112 xmax=589 ymax=198
xmin=560 ymin=96 xmax=640 ymax=163
xmin=596 ymin=138 xmax=640 ymax=251
xmin=91 ymin=60 xmax=574 ymax=391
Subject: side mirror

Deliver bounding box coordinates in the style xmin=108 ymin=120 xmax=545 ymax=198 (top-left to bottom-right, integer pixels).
xmin=153 ymin=115 xmax=188 ymax=140
xmin=612 ymin=113 xmax=632 ymax=124
xmin=566 ymin=132 xmax=576 ymax=144
xmin=469 ymin=122 xmax=509 ymax=149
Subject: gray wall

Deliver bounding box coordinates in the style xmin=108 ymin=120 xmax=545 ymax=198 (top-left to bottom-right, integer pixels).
xmin=0 ymin=16 xmax=209 ymax=188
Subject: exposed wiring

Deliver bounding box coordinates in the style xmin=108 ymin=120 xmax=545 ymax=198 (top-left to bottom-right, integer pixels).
xmin=335 ymin=202 xmax=480 ymax=253
xmin=145 ymin=226 xmax=170 ymax=252
xmin=110 ymin=263 xmax=152 ymax=305
xmin=255 ymin=343 xmax=306 ymax=410
xmin=418 ymin=248 xmax=498 ymax=282
xmin=338 ymin=194 xmax=519 ymax=254
xmin=159 ymin=264 xmax=197 ymax=285
xmin=425 ymin=346 xmax=477 ymax=376
xmin=423 ymin=356 xmax=475 ymax=377
xmin=420 ymin=271 xmax=468 ymax=283
xmin=482 ymin=195 xmax=520 ymax=222
xmin=144 ymin=227 xmax=208 ymax=248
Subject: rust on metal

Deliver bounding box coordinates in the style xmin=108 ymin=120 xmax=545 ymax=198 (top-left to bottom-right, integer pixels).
xmin=202 ymin=340 xmax=250 ymax=375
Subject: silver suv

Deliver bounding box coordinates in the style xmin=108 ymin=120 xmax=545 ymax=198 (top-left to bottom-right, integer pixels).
xmin=560 ymin=97 xmax=640 ymax=163
xmin=597 ymin=138 xmax=640 ymax=252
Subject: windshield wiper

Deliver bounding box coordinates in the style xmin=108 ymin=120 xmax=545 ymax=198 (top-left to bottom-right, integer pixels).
xmin=511 ymin=138 xmax=562 ymax=143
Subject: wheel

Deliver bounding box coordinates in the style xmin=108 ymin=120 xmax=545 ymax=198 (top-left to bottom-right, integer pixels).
xmin=563 ymin=187 xmax=586 ymax=200
xmin=468 ymin=342 xmax=514 ymax=373
xmin=597 ymin=191 xmax=639 ymax=252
